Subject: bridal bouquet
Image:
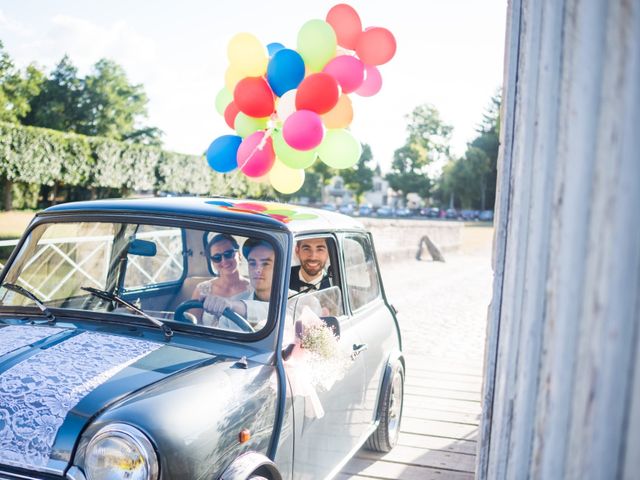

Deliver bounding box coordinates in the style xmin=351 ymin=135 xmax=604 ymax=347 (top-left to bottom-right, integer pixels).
xmin=295 ymin=309 xmax=351 ymax=392
xmin=282 ymin=304 xmax=351 ymax=419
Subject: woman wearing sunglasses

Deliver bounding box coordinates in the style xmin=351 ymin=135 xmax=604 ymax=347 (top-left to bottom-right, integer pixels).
xmin=190 ymin=233 xmax=251 ymax=327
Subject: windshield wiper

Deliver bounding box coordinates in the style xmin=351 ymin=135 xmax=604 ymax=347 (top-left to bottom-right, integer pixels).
xmin=1 ymin=282 xmax=56 ymax=324
xmin=81 ymin=286 xmax=173 ymax=341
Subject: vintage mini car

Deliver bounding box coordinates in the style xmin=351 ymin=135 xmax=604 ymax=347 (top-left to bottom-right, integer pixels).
xmin=0 ymin=197 xmax=404 ymax=480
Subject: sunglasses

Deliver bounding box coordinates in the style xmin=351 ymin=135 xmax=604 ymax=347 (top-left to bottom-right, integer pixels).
xmin=210 ymin=249 xmax=237 ymax=263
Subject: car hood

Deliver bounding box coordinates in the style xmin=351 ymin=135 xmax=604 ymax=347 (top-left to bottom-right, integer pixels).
xmin=0 ymin=323 xmax=216 ymax=473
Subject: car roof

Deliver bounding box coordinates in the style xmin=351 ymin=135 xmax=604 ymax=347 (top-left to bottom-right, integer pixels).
xmin=41 ymin=197 xmax=365 ymax=235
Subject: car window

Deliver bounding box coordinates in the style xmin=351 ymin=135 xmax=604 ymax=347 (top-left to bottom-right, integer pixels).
xmin=123 ymin=225 xmax=184 ymax=290
xmin=0 ymin=221 xmax=280 ymax=336
xmin=343 ymin=234 xmax=381 ymax=310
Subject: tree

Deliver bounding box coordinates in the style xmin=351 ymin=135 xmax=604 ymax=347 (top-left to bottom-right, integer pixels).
xmin=339 ymin=143 xmax=374 ymax=199
xmin=0 ymin=41 xmax=44 ymax=123
xmin=386 ymin=104 xmax=453 ymax=200
xmin=23 ymin=55 xmax=88 ymax=132
xmin=24 ymin=56 xmax=162 ymax=146
xmin=434 ymin=92 xmax=501 ymax=209
xmin=82 ymin=59 xmax=162 ymax=145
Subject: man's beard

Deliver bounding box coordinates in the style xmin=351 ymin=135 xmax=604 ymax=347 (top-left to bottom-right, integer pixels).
xmin=302 ymin=260 xmax=324 ymax=277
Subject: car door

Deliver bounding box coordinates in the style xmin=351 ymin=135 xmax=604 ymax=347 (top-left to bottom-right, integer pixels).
xmin=341 ymin=233 xmax=399 ymax=422
xmin=288 ymin=237 xmax=367 ymax=480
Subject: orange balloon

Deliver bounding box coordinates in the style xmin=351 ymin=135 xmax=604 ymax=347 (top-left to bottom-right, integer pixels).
xmin=322 ymin=94 xmax=353 ymax=128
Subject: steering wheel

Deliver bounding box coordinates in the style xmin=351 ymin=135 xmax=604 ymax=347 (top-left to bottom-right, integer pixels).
xmin=173 ymin=299 xmax=255 ymax=333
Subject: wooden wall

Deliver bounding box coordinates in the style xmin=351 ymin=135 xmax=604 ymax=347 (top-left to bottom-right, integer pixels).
xmin=478 ymin=0 xmax=640 ymax=478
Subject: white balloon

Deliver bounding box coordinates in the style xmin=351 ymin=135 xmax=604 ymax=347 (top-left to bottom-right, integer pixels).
xmin=276 ymin=89 xmax=297 ymax=123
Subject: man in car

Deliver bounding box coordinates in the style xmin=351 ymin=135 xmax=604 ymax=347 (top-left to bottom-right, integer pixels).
xmin=290 ymin=238 xmax=332 ymax=292
xmin=202 ymin=238 xmax=274 ymax=328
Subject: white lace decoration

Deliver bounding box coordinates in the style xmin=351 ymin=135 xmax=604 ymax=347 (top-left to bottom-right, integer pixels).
xmin=0 ymin=331 xmax=161 ymax=470
xmin=0 ymin=325 xmax=65 ymax=358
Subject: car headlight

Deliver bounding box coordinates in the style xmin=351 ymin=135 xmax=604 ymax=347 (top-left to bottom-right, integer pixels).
xmin=84 ymin=423 xmax=159 ymax=480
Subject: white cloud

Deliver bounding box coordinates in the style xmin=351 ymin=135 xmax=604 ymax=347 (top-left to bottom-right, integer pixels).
xmin=0 ymin=9 xmax=32 ymax=37
xmin=12 ymin=14 xmax=158 ymax=83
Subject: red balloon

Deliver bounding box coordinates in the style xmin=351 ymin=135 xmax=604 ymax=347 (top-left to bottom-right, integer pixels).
xmin=295 ymin=73 xmax=340 ymax=115
xmin=233 ymin=77 xmax=275 ymax=118
xmin=326 ymin=4 xmax=362 ymax=50
xmin=355 ymin=27 xmax=397 ymax=66
xmin=224 ymin=101 xmax=240 ymax=129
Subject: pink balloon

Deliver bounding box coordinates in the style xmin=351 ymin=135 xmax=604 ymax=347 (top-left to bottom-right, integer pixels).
xmin=237 ymin=131 xmax=275 ymax=177
xmin=322 ymin=55 xmax=365 ymax=93
xmin=283 ymin=110 xmax=324 ymax=151
xmin=355 ymin=65 xmax=382 ymax=97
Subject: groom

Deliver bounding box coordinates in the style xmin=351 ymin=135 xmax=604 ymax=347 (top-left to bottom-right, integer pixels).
xmin=289 ymin=238 xmax=332 ymax=292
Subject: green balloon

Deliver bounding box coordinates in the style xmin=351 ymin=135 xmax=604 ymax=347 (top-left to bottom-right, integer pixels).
xmin=318 ymin=129 xmax=362 ymax=169
xmin=234 ymin=113 xmax=268 ymax=138
xmin=297 ymin=19 xmax=337 ymax=72
xmin=215 ymin=87 xmax=232 ymax=116
xmin=273 ymin=131 xmax=317 ymax=169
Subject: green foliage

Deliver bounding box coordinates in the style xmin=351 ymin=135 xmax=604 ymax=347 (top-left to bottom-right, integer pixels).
xmin=23 ymin=55 xmax=87 ymax=133
xmin=340 ymin=143 xmax=374 ymax=199
xmin=0 ymin=121 xmax=264 ymax=208
xmin=0 ymin=41 xmax=44 ymax=123
xmin=22 ymin=55 xmax=161 ymax=146
xmin=435 ymin=92 xmax=501 ymax=209
xmin=387 ymin=104 xmax=453 ymax=198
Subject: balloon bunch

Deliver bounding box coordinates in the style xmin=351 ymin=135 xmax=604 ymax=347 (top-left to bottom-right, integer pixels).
xmin=206 ymin=3 xmax=396 ymax=194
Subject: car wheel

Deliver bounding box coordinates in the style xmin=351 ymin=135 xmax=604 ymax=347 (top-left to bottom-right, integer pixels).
xmin=366 ymin=363 xmax=404 ymax=452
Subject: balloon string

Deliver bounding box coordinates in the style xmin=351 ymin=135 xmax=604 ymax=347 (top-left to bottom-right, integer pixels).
xmin=221 ymin=118 xmax=277 ymax=193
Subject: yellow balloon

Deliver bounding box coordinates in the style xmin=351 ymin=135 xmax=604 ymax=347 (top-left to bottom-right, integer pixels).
xmin=322 ymin=94 xmax=353 ymax=129
xmin=269 ymin=159 xmax=306 ymax=194
xmin=227 ymin=32 xmax=268 ymax=76
xmin=224 ymin=65 xmax=245 ymax=92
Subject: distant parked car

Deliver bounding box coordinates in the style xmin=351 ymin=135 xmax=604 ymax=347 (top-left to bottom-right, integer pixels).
xmin=420 ymin=207 xmax=440 ymax=219
xmin=479 ymin=210 xmax=495 ymax=221
xmin=339 ymin=203 xmax=355 ymax=215
xmin=460 ymin=210 xmax=480 ymax=221
xmin=321 ymin=203 xmax=337 ymax=212
xmin=395 ymin=207 xmax=412 ymax=218
xmin=445 ymin=208 xmax=459 ymax=219
xmin=375 ymin=206 xmax=394 ymax=217
xmin=358 ymin=204 xmax=374 ymax=217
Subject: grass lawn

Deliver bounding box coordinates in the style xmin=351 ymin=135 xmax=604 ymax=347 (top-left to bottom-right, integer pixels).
xmin=0 ymin=211 xmax=36 ymax=239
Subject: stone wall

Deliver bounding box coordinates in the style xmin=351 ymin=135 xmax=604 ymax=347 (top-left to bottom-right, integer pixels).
xmin=360 ymin=218 xmax=463 ymax=263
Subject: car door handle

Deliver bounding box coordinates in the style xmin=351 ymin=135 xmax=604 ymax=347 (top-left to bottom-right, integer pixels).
xmin=351 ymin=343 xmax=368 ymax=360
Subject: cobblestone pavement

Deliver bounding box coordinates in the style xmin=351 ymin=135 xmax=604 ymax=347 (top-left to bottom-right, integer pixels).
xmin=339 ymin=226 xmax=494 ymax=479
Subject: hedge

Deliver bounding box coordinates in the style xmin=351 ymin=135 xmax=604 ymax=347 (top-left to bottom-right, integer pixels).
xmin=0 ymin=121 xmax=272 ymax=206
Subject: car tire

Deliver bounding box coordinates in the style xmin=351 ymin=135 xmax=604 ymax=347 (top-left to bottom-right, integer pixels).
xmin=365 ymin=363 xmax=404 ymax=452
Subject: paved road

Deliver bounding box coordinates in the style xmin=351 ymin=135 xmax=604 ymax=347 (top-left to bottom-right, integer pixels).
xmin=339 ymin=228 xmax=494 ymax=479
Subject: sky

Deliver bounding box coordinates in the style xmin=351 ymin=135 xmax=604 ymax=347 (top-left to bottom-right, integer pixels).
xmin=0 ymin=0 xmax=507 ymax=174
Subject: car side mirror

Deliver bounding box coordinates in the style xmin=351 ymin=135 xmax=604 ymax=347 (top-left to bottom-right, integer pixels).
xmin=128 ymin=239 xmax=157 ymax=257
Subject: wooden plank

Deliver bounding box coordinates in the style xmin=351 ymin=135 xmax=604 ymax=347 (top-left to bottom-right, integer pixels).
xmin=401 ymin=418 xmax=479 ymax=441
xmin=405 ymin=377 xmax=483 ymax=394
xmin=405 ymin=395 xmax=482 ymax=414
xmin=355 ymin=445 xmax=476 ymax=473
xmin=398 ymin=432 xmax=478 ymax=456
xmin=404 ymin=408 xmax=480 ymax=425
xmin=475 ymin=0 xmax=521 ymax=477
xmin=405 ymin=385 xmax=481 ymax=402
xmin=405 ymin=369 xmax=484 ymax=381
xmin=340 ymin=457 xmax=475 ymax=480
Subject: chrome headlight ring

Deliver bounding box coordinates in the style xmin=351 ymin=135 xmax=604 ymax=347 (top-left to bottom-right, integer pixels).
xmin=82 ymin=423 xmax=159 ymax=480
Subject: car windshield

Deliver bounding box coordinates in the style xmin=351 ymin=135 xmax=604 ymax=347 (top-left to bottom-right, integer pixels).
xmin=0 ymin=220 xmax=279 ymax=335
